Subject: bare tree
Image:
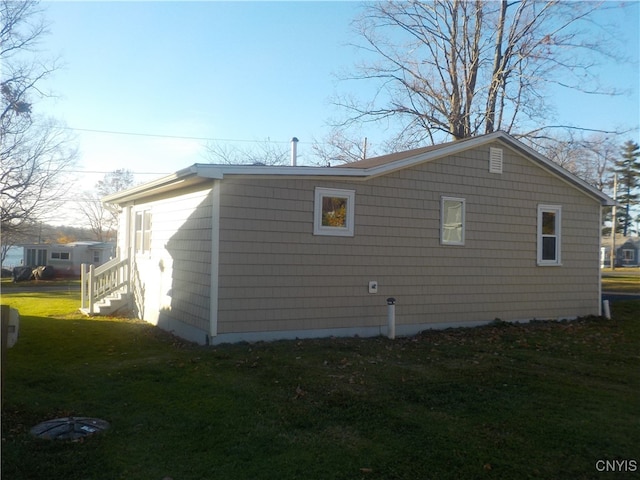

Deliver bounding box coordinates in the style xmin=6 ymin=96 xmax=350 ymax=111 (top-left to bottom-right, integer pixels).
xmin=311 ymin=128 xmax=370 ymax=165
xmin=205 ymin=140 xmax=290 ymax=166
xmin=80 ymin=169 xmax=134 ymax=241
xmin=1 ymin=0 xmax=77 ymax=240
xmin=540 ymin=132 xmax=619 ymax=192
xmin=332 ymin=0 xmax=628 ymax=150
xmin=1 ymin=119 xmax=77 ymax=233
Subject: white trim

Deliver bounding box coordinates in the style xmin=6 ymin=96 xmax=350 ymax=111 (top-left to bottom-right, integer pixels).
xmin=313 ymin=187 xmax=356 ymax=237
xmin=198 ymin=164 xmax=366 ymax=179
xmin=598 ymin=207 xmax=602 ymax=316
xmin=207 ymin=317 xmax=581 ymax=346
xmin=441 ymin=196 xmax=466 ymax=246
xmin=209 ymin=181 xmax=221 ymax=340
xmin=622 ymin=249 xmax=635 ymax=261
xmin=537 ymin=204 xmax=562 ymax=266
xmin=122 ymin=205 xmax=132 ymax=261
xmin=103 ymin=132 xmax=615 ymax=208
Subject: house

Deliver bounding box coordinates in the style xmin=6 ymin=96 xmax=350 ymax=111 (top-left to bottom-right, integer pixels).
xmin=84 ymin=131 xmax=614 ymax=344
xmin=601 ymin=236 xmax=640 ymax=267
xmin=22 ymin=241 xmax=115 ymax=277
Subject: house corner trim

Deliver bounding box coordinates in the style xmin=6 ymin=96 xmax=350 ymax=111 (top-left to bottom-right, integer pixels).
xmin=209 ymin=181 xmax=221 ymax=340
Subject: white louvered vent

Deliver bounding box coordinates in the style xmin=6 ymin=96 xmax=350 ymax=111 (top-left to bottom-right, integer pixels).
xmin=489 ymin=147 xmax=503 ymax=174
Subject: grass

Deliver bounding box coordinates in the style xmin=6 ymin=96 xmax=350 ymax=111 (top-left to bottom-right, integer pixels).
xmin=601 ymin=270 xmax=640 ymax=294
xmin=1 ymin=291 xmax=639 ymax=480
xmin=1 ymin=278 xmax=81 ymax=290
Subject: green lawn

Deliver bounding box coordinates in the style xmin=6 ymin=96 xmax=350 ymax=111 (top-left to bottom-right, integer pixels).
xmin=601 ymin=270 xmax=640 ymax=293
xmin=1 ymin=291 xmax=639 ymax=480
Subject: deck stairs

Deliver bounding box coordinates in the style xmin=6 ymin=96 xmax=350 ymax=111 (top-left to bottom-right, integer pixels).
xmin=82 ymin=290 xmax=131 ymax=316
xmin=79 ymin=257 xmax=132 ymax=316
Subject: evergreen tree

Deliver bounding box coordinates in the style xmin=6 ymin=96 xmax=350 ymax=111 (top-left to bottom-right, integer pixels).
xmin=613 ymin=141 xmax=640 ymax=236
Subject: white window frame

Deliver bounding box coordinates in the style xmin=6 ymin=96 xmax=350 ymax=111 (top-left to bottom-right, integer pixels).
xmin=51 ymin=251 xmax=71 ymax=261
xmin=313 ymin=187 xmax=355 ymax=237
xmin=440 ymin=196 xmax=466 ymax=246
xmin=537 ymin=204 xmax=562 ymax=266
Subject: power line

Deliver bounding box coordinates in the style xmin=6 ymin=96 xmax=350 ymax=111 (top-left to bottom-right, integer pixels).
xmin=66 ymin=169 xmax=171 ymax=175
xmin=58 ymin=126 xmax=311 ymax=145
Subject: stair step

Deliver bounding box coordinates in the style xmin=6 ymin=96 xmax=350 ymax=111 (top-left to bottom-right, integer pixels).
xmin=80 ymin=292 xmax=132 ymax=316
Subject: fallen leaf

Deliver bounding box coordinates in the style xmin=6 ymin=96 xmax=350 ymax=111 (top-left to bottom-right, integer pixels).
xmin=294 ymin=385 xmax=306 ymax=399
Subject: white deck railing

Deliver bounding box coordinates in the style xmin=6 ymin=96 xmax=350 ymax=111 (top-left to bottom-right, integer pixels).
xmin=80 ymin=257 xmax=130 ymax=314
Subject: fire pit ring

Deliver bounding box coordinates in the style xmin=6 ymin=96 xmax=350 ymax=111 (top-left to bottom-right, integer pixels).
xmin=30 ymin=417 xmax=110 ymax=440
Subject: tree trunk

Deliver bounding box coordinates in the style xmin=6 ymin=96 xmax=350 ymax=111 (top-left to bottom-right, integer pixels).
xmin=486 ymin=0 xmax=507 ymax=134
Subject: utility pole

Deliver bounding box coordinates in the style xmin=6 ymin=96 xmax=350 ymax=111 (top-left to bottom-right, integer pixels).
xmin=610 ymin=174 xmax=618 ymax=271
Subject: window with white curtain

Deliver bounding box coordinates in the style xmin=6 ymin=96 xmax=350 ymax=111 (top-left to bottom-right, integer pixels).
xmin=441 ymin=197 xmax=465 ymax=245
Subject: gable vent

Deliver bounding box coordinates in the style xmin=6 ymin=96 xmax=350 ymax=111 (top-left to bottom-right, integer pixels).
xmin=489 ymin=147 xmax=503 ymax=174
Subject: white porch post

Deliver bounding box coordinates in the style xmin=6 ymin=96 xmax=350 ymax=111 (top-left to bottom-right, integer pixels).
xmin=81 ymin=263 xmax=87 ymax=310
xmin=88 ymin=264 xmax=95 ymax=314
xmin=122 ymin=205 xmax=132 ymax=261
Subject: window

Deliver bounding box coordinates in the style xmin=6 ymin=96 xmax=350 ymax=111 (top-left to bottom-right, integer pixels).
xmin=441 ymin=197 xmax=465 ymax=245
xmin=622 ymin=249 xmax=634 ymax=262
xmin=27 ymin=248 xmax=47 ymax=265
xmin=51 ymin=251 xmax=70 ymax=260
xmin=537 ymin=205 xmax=561 ymax=265
xmin=313 ymin=187 xmax=355 ymax=236
xmin=135 ymin=210 xmax=152 ymax=253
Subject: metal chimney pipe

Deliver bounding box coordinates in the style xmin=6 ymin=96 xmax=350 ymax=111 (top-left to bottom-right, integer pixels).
xmin=290 ymin=137 xmax=299 ymax=166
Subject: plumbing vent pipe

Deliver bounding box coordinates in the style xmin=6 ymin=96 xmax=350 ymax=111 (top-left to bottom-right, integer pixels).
xmin=290 ymin=137 xmax=299 ymax=166
xmin=387 ymin=297 xmax=396 ymax=339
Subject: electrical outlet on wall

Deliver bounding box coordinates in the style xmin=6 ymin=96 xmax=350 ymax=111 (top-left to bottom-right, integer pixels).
xmin=368 ymin=281 xmax=378 ymax=294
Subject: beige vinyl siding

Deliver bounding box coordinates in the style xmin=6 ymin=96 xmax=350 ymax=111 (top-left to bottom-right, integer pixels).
xmin=215 ymin=142 xmax=601 ymax=336
xmin=132 ymin=185 xmax=213 ymax=334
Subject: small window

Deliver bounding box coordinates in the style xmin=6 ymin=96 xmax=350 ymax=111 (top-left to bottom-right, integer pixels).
xmin=622 ymin=249 xmax=634 ymax=262
xmin=314 ymin=187 xmax=355 ymax=237
xmin=51 ymin=252 xmax=70 ymax=260
xmin=441 ymin=197 xmax=465 ymax=245
xmin=135 ymin=210 xmax=152 ymax=253
xmin=537 ymin=205 xmax=561 ymax=265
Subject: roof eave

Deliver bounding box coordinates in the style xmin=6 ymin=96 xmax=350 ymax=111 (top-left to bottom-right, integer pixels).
xmin=192 ymin=164 xmax=368 ymax=179
xmin=497 ymin=136 xmax=616 ymax=207
xmin=102 ymin=165 xmax=201 ymax=204
xmin=102 ymin=131 xmax=615 ymax=207
xmin=357 ymin=131 xmax=615 ymax=207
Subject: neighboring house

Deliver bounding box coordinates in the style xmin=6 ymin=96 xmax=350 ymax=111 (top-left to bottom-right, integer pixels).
xmin=601 ymin=237 xmax=640 ymax=267
xmin=84 ymin=131 xmax=614 ymax=345
xmin=23 ymin=241 xmax=115 ymax=277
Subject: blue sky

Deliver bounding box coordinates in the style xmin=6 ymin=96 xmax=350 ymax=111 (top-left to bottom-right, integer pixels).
xmin=40 ymin=1 xmax=365 ymax=184
xmin=35 ymin=0 xmax=639 ymax=194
